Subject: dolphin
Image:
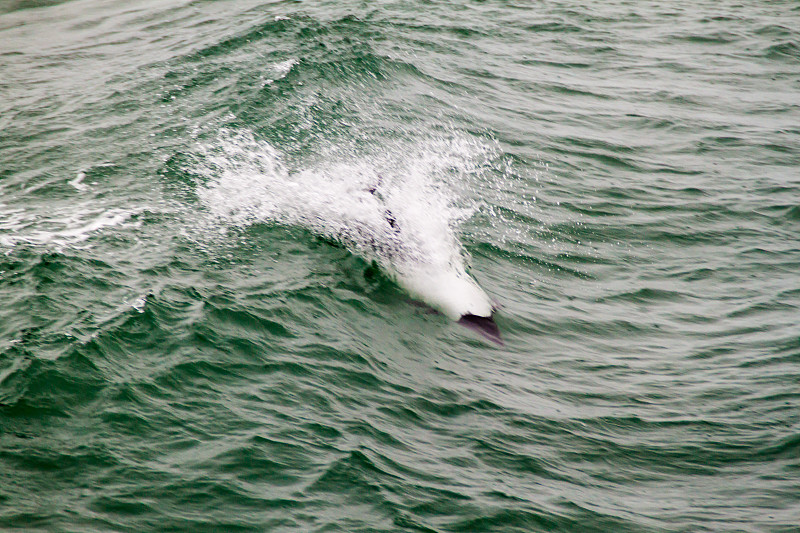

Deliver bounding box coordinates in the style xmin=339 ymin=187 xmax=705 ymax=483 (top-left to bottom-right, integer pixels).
xmin=368 ymin=180 xmax=503 ymax=346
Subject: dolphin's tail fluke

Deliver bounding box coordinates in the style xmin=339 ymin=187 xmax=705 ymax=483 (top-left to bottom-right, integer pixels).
xmin=458 ymin=313 xmax=503 ymax=346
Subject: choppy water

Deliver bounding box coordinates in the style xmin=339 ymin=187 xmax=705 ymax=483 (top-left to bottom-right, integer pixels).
xmin=2 ymin=1 xmax=799 ymax=531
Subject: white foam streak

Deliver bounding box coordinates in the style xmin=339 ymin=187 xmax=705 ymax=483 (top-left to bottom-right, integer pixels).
xmin=0 ymin=203 xmax=139 ymax=250
xmin=69 ymin=171 xmax=89 ymax=191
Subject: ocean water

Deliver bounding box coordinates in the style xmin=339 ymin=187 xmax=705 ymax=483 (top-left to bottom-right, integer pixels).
xmin=1 ymin=0 xmax=799 ymax=531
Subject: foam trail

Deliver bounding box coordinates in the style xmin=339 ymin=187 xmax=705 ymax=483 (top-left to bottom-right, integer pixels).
xmin=194 ymin=129 xmax=498 ymax=334
xmin=0 ymin=203 xmax=139 ymax=250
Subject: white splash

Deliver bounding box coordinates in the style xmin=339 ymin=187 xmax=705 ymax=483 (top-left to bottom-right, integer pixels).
xmin=193 ymin=129 xmax=496 ymax=318
xmin=130 ymin=294 xmax=148 ymax=313
xmin=262 ymin=59 xmax=297 ymax=86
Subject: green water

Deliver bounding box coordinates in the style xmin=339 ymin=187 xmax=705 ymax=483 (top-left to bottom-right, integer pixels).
xmin=1 ymin=0 xmax=799 ymax=531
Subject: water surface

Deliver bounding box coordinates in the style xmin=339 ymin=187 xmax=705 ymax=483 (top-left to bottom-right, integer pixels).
xmin=1 ymin=1 xmax=799 ymax=531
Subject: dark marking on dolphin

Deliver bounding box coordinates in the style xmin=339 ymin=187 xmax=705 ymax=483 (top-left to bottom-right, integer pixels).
xmin=367 ymin=176 xmax=398 ymax=231
xmin=458 ymin=313 xmax=503 ymax=346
